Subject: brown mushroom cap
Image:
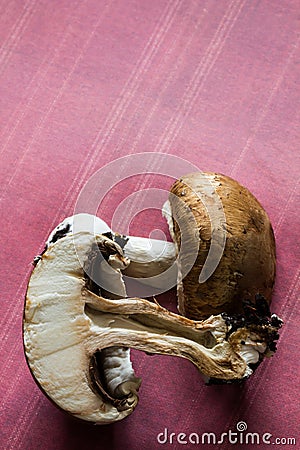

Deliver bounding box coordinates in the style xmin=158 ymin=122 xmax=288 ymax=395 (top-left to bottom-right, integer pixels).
xmin=168 ymin=172 xmax=276 ymax=319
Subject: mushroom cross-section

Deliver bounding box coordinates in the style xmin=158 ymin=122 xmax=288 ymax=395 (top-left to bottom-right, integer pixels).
xmin=24 ymin=231 xmax=282 ymax=424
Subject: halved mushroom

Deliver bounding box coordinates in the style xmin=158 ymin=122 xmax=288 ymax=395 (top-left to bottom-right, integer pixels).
xmin=23 ymin=230 xmax=282 ymax=423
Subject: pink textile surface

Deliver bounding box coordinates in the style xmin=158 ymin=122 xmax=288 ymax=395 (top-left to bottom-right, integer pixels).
xmin=0 ymin=0 xmax=299 ymax=449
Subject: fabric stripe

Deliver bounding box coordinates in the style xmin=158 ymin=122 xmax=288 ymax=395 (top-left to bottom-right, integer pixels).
xmin=0 ymin=0 xmax=82 ymax=154
xmin=0 ymin=0 xmax=37 ymax=76
xmin=274 ymin=178 xmax=299 ymax=235
xmin=59 ymin=0 xmax=182 ymax=215
xmin=155 ymin=0 xmax=245 ymax=154
xmin=114 ymin=1 xmax=206 ymax=156
xmin=4 ymin=394 xmax=42 ymax=450
xmin=230 ymin=34 xmax=300 ymax=177
xmin=119 ymin=0 xmax=245 ymax=228
xmin=0 ymin=1 xmax=110 ymax=202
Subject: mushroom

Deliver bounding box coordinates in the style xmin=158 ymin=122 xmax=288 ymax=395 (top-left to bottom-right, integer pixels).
xmin=24 ymin=229 xmax=282 ymax=424
xmin=24 ymin=172 xmax=283 ymax=422
xmin=163 ymin=172 xmax=277 ymax=319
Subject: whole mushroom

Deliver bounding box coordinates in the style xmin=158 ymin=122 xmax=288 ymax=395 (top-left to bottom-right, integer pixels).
xmin=163 ymin=172 xmax=276 ymax=319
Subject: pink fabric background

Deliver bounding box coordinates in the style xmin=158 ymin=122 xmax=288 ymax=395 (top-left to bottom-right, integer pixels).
xmin=0 ymin=1 xmax=299 ymax=449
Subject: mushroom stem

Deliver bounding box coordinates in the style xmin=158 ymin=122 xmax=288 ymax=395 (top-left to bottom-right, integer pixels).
xmin=83 ymin=291 xmax=247 ymax=380
xmin=83 ymin=290 xmax=283 ymax=384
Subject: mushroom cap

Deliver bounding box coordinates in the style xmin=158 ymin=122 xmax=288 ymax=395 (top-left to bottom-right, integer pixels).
xmin=168 ymin=172 xmax=276 ymax=319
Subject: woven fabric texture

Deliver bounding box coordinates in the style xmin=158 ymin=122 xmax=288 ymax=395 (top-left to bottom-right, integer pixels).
xmin=0 ymin=1 xmax=299 ymax=449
